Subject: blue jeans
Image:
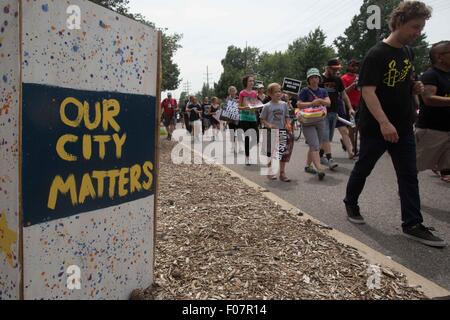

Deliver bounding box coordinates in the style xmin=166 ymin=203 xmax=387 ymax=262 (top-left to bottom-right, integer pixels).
xmin=323 ymin=112 xmax=338 ymax=143
xmin=344 ymin=131 xmax=423 ymax=228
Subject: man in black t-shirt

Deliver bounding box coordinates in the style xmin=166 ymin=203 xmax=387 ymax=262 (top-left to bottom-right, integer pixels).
xmin=319 ymin=59 xmax=355 ymax=170
xmin=344 ymin=1 xmax=446 ymax=247
xmin=416 ymin=41 xmax=450 ymax=183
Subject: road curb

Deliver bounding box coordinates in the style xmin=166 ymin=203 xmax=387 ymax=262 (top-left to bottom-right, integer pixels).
xmin=218 ymin=164 xmax=450 ymax=299
xmin=173 ymin=137 xmax=450 ymax=299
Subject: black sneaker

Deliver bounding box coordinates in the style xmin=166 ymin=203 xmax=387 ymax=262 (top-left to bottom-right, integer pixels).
xmin=403 ymin=224 xmax=447 ymax=248
xmin=345 ymin=204 xmax=365 ymax=225
xmin=318 ymin=171 xmax=326 ymax=181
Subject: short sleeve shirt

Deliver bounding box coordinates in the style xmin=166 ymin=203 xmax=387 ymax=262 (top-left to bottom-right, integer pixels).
xmin=417 ymin=67 xmax=450 ymax=132
xmin=260 ymin=101 xmax=289 ymax=129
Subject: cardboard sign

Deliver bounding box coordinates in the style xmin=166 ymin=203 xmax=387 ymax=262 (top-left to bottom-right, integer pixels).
xmin=282 ymin=78 xmax=302 ymax=95
xmin=222 ymin=100 xmax=240 ymax=121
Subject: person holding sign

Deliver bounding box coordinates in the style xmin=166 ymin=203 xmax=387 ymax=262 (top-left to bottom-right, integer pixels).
xmin=260 ymin=83 xmax=294 ymax=182
xmin=187 ymin=97 xmax=203 ymax=143
xmin=222 ymin=86 xmax=241 ymax=153
xmin=239 ymin=75 xmax=262 ymax=166
xmin=297 ymin=68 xmax=331 ymax=181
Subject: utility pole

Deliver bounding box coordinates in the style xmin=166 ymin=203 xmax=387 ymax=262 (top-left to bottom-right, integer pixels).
xmin=244 ymin=41 xmax=248 ymax=74
xmin=183 ymin=81 xmax=191 ymax=95
xmin=204 ymin=66 xmax=213 ymax=89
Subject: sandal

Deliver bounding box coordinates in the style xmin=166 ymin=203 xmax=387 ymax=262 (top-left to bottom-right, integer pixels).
xmin=280 ymin=175 xmax=291 ymax=183
xmin=318 ymin=171 xmax=326 ymax=181
xmin=305 ymin=166 xmax=317 ymax=175
xmin=267 ymin=175 xmax=277 ymax=181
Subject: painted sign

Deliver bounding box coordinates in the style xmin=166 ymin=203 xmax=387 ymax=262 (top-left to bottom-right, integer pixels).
xmin=22 ymin=84 xmax=156 ymax=227
xmin=18 ymin=0 xmax=159 ymax=300
xmin=282 ymin=78 xmax=302 ymax=95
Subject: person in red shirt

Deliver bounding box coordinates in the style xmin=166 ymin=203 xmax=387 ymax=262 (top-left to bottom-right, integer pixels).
xmin=341 ymin=59 xmax=362 ymax=155
xmin=161 ymin=93 xmax=178 ymax=140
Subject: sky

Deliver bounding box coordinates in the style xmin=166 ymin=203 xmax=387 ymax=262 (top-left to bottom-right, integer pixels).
xmin=128 ymin=0 xmax=450 ymax=99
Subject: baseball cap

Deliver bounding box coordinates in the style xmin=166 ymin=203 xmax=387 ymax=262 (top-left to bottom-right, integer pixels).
xmin=347 ymin=59 xmax=360 ymax=67
xmin=306 ymin=68 xmax=321 ymax=80
xmin=167 ymin=92 xmax=172 ymax=97
xmin=256 ymin=84 xmax=264 ymax=89
xmin=327 ymin=58 xmax=342 ymax=69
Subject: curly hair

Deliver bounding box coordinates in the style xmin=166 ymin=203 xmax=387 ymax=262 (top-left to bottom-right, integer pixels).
xmin=389 ymin=1 xmax=432 ymax=31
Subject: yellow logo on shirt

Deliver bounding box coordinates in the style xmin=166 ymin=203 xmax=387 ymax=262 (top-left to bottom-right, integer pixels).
xmin=383 ymin=59 xmax=413 ymax=87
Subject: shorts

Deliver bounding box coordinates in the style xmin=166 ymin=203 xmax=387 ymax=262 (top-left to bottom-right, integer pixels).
xmin=322 ymin=112 xmax=338 ymax=143
xmin=302 ymin=120 xmax=326 ymax=152
xmin=416 ymin=128 xmax=450 ymax=172
xmin=163 ymin=113 xmax=176 ymax=127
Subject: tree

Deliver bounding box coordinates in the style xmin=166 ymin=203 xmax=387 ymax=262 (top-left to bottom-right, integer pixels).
xmin=214 ymin=45 xmax=260 ymax=98
xmin=292 ymin=28 xmax=336 ymax=79
xmin=334 ymin=0 xmax=430 ymax=73
xmin=161 ymin=33 xmax=182 ymax=91
xmin=200 ymin=84 xmax=216 ymax=99
xmin=256 ymin=51 xmax=293 ymax=86
xmin=89 ymin=0 xmax=182 ymax=91
xmin=178 ymin=91 xmax=189 ymax=109
xmin=90 ymin=0 xmax=131 ymax=15
xmin=215 ymin=28 xmax=335 ymax=95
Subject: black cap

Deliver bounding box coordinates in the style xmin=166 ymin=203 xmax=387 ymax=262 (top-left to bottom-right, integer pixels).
xmin=327 ymin=58 xmax=342 ymax=69
xmin=347 ymin=59 xmax=360 ymax=66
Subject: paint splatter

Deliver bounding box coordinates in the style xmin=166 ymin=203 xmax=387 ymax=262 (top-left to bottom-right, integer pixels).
xmin=0 ymin=210 xmax=18 ymax=267
xmin=99 ymin=20 xmax=111 ymax=29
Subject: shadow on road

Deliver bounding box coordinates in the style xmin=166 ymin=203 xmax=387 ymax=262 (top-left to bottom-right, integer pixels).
xmin=422 ymin=205 xmax=450 ymax=224
xmin=351 ymin=223 xmax=449 ymax=283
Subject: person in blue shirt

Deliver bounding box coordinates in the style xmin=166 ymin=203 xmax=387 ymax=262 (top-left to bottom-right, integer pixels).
xmin=297 ymin=68 xmax=331 ymax=181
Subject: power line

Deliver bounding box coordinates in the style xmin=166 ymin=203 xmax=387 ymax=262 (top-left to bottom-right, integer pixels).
xmin=183 ymin=81 xmax=191 ymax=95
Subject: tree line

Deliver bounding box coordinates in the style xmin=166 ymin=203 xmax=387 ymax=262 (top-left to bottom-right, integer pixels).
xmin=209 ymin=0 xmax=430 ymax=99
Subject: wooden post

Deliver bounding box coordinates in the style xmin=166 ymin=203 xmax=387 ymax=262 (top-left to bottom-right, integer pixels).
xmin=153 ymin=30 xmax=163 ymax=280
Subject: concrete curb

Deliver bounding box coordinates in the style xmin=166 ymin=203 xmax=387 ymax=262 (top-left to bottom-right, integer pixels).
xmin=173 ymin=137 xmax=450 ymax=299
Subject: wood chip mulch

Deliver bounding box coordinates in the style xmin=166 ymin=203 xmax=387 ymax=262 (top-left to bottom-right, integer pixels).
xmin=133 ymin=140 xmax=426 ymax=300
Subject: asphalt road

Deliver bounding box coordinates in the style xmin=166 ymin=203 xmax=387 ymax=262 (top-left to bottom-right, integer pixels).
xmin=169 ymin=123 xmax=450 ymax=291
xmin=215 ymin=130 xmax=450 ymax=291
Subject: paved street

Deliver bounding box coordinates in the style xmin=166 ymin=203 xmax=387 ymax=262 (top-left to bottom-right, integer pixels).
xmin=220 ymin=131 xmax=450 ymax=291
xmin=170 ymin=124 xmax=450 ymax=291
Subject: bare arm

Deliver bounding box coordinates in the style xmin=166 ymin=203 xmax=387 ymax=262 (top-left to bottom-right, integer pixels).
xmin=421 ymin=85 xmax=450 ymax=107
xmin=345 ymin=82 xmax=357 ymax=93
xmin=362 ymin=86 xmax=399 ymax=143
xmin=342 ymin=91 xmax=355 ymax=115
xmin=297 ymin=97 xmax=331 ymax=109
xmin=261 ymin=118 xmax=275 ymax=129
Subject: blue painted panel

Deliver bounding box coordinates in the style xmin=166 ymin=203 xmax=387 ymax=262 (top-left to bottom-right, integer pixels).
xmin=22 ymin=83 xmax=157 ymax=227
